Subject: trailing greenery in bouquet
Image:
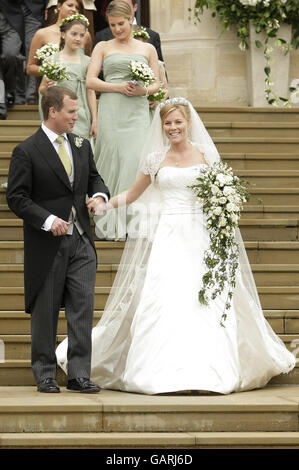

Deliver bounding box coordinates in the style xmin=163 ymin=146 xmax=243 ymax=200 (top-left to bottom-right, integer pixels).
xmin=129 ymin=60 xmax=156 ymax=87
xmin=190 ymin=0 xmax=299 ymax=106
xmin=34 ymin=43 xmax=59 ymax=63
xmin=39 ymin=59 xmax=69 ymax=82
xmin=189 ymin=162 xmax=250 ymax=326
xmin=147 ymin=82 xmax=167 ymax=102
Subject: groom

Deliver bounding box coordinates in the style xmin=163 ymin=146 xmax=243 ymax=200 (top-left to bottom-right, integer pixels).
xmin=6 ymin=86 xmax=110 ymax=393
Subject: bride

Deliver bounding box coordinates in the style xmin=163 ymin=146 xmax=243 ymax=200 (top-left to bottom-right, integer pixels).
xmin=56 ymin=97 xmax=295 ymax=395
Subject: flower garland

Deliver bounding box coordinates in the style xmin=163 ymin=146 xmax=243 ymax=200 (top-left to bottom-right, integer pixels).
xmin=129 ymin=60 xmax=156 ymax=87
xmin=60 ymin=13 xmax=89 ymax=28
xmin=189 ymin=162 xmax=250 ymax=326
xmin=190 ymin=0 xmax=299 ymax=106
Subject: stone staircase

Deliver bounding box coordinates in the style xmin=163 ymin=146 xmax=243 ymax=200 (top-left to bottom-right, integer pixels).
xmin=0 ymin=105 xmax=299 ymax=449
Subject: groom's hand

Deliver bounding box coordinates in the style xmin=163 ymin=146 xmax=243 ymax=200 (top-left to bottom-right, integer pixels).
xmin=50 ymin=217 xmax=70 ymax=236
xmin=87 ymin=196 xmax=106 ymax=215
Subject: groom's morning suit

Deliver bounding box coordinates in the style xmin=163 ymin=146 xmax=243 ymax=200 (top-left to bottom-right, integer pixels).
xmin=6 ymin=126 xmax=110 ymax=384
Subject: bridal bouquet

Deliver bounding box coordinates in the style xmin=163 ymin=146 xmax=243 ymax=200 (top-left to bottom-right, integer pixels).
xmin=189 ymin=162 xmax=250 ymax=326
xmin=147 ymin=82 xmax=167 ymax=102
xmin=129 ymin=60 xmax=156 ymax=87
xmin=34 ymin=43 xmax=59 ymax=63
xmin=39 ymin=59 xmax=69 ymax=82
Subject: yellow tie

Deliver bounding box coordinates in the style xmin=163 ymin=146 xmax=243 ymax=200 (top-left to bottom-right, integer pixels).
xmin=56 ymin=135 xmax=72 ymax=176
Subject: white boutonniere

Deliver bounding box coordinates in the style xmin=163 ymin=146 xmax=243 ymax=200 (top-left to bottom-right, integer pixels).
xmin=74 ymin=136 xmax=84 ymax=148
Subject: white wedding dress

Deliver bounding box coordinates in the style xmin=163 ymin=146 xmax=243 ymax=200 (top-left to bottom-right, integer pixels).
xmin=56 ymin=162 xmax=295 ymax=395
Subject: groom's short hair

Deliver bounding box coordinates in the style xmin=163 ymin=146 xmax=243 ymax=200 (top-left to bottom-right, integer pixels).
xmin=41 ymin=86 xmax=78 ymax=120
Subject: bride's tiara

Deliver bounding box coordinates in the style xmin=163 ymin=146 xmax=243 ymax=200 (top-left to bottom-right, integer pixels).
xmin=158 ymin=97 xmax=190 ymax=110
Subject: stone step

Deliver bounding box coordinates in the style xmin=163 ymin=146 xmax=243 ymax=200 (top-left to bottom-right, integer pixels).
xmin=207 ymin=122 xmax=299 ymax=138
xmin=2 ymin=430 xmax=299 ymax=449
xmin=0 ymin=284 xmax=298 ymax=313
xmin=2 ymin=203 xmax=299 ymax=220
xmin=214 ymin=137 xmax=299 ymax=153
xmin=1 ymin=135 xmax=299 ymax=154
xmin=1 ymin=152 xmax=298 ymax=173
xmin=2 ymin=168 xmax=298 ymax=188
xmin=237 ymin=170 xmax=299 ymax=188
xmin=1 ymin=309 xmax=294 ymax=335
xmin=0 ymin=136 xmax=25 ymax=152
xmin=249 ymin=188 xmax=299 ymax=205
xmin=0 ymin=386 xmax=298 ymax=433
xmin=1 ymin=186 xmax=298 ymax=207
xmin=223 ymin=153 xmax=299 ymax=171
xmin=0 ymin=241 xmax=298 ymax=265
xmin=0 ymin=264 xmax=118 ymax=287
xmin=241 ymin=206 xmax=299 ymax=219
xmin=0 ymin=219 xmax=297 ymax=241
xmin=7 ymin=105 xmax=40 ymax=120
xmin=197 ymin=106 xmax=299 ymax=122
xmin=0 ymin=121 xmax=40 ymax=137
xmin=3 ymin=120 xmax=299 ymax=139
xmin=1 ymin=358 xmax=298 ymax=386
xmin=7 ymin=104 xmax=299 ymax=122
xmin=0 ymin=153 xmax=11 ymax=170
xmin=0 ymin=263 xmax=298 ymax=288
xmin=0 ymin=310 xmax=103 ymax=335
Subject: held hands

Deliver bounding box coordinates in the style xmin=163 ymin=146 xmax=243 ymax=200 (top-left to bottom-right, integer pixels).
xmin=87 ymin=196 xmax=112 ymax=216
xmin=50 ymin=217 xmax=70 ymax=236
xmin=120 ymin=81 xmax=147 ymax=97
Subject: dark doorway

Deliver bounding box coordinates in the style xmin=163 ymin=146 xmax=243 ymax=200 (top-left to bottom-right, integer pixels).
xmin=93 ymin=0 xmax=151 ymax=34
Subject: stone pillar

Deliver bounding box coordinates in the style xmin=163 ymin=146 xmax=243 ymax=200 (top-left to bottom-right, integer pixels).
xmin=150 ymin=0 xmax=299 ymax=107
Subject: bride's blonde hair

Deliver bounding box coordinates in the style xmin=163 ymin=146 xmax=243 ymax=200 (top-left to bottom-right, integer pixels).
xmin=106 ymin=0 xmax=132 ymax=20
xmin=160 ymin=102 xmax=191 ymax=125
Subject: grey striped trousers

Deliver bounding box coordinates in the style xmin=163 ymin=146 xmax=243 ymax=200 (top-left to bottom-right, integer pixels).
xmin=30 ymin=227 xmax=97 ymax=383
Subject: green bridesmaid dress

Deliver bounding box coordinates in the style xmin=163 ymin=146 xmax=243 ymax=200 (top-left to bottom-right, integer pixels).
xmin=39 ymin=51 xmax=94 ymax=145
xmin=93 ymin=53 xmax=151 ymax=240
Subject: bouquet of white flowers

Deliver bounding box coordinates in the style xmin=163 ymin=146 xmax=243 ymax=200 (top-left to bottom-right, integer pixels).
xmin=147 ymin=82 xmax=167 ymax=102
xmin=129 ymin=60 xmax=156 ymax=87
xmin=189 ymin=161 xmax=250 ymax=326
xmin=39 ymin=59 xmax=69 ymax=82
xmin=34 ymin=43 xmax=59 ymax=62
xmin=132 ymin=26 xmax=150 ymax=41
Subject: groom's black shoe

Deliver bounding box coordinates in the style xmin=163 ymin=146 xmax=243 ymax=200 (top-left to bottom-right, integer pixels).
xmin=37 ymin=377 xmax=60 ymax=393
xmin=67 ymin=377 xmax=101 ymax=393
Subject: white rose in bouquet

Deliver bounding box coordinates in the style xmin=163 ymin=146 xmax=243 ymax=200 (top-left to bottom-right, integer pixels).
xmin=211 ymin=185 xmax=220 ymax=195
xmin=219 ymin=196 xmax=227 ymax=204
xmin=213 ymin=207 xmax=222 ymax=216
xmin=223 ymin=186 xmax=235 ymax=196
xmin=216 ymin=173 xmax=226 ymax=186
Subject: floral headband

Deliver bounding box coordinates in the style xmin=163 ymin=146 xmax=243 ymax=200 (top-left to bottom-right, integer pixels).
xmin=132 ymin=27 xmax=150 ymax=41
xmin=60 ymin=13 xmax=89 ymax=29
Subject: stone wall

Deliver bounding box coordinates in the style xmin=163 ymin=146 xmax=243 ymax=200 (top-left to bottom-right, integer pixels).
xmin=150 ymin=0 xmax=299 ymax=107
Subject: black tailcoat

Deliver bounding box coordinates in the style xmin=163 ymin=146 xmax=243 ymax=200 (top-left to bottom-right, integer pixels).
xmin=6 ymin=128 xmax=110 ymax=313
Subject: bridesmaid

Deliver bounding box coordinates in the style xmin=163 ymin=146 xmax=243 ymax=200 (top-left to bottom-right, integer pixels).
xmin=26 ymin=0 xmax=92 ymax=79
xmin=39 ymin=15 xmax=97 ymax=143
xmin=86 ymin=0 xmax=160 ymax=239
